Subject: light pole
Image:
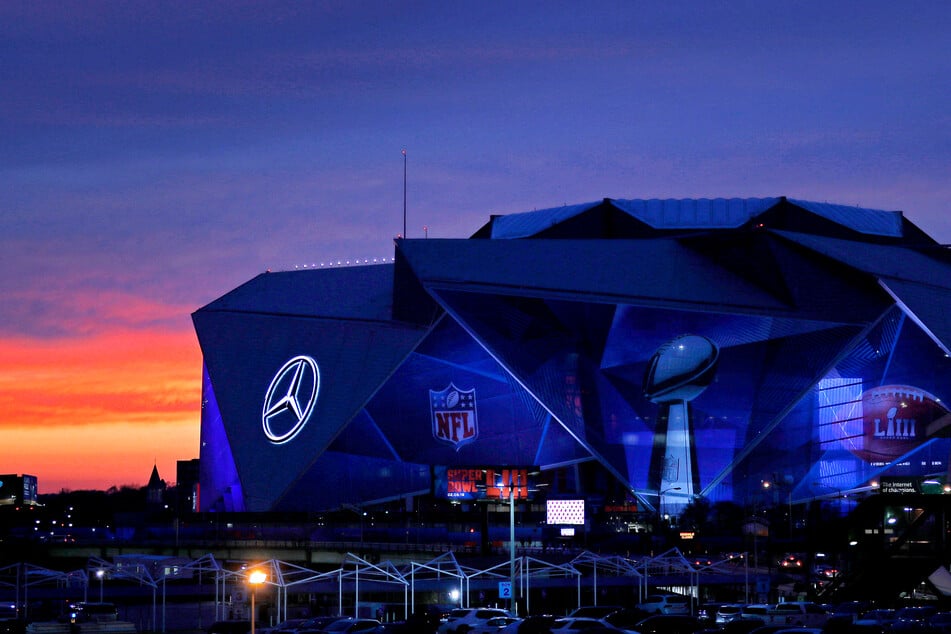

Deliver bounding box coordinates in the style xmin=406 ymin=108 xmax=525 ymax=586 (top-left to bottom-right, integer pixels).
xmin=96 ymin=569 xmax=104 ymax=602
xmin=657 ymin=486 xmax=682 ymax=531
xmin=509 ymin=474 xmax=517 ymax=614
xmin=401 ymin=148 xmax=407 ymax=238
xmin=248 ymin=569 xmax=267 ymax=634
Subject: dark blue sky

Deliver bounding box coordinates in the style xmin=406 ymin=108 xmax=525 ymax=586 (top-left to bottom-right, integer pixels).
xmin=3 ymin=1 xmax=951 ymax=490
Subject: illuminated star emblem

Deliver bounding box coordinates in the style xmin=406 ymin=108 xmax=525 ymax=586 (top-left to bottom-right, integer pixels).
xmin=262 ymin=355 xmax=320 ymax=444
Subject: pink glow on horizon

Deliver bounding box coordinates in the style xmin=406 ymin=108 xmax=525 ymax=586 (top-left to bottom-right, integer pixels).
xmin=0 ymin=328 xmax=201 ymax=493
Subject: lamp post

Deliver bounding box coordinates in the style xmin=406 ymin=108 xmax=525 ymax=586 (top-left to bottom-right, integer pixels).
xmin=248 ymin=569 xmax=267 ymax=634
xmin=657 ymin=486 xmax=682 ymax=531
xmin=485 ymin=470 xmax=527 ymax=614
xmin=402 ymin=148 xmax=407 ymax=238
xmin=509 ymin=473 xmax=517 ymax=614
xmin=96 ymin=569 xmax=104 ymax=602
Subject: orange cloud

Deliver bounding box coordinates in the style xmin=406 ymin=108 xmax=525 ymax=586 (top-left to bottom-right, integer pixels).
xmin=0 ymin=328 xmax=201 ymax=493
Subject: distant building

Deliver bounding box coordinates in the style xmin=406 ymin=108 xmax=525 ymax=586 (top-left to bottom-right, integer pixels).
xmin=176 ymin=459 xmax=200 ymax=512
xmin=146 ymin=465 xmax=165 ymax=508
xmin=0 ymin=474 xmax=39 ymax=507
xmin=193 ymin=196 xmax=951 ymax=515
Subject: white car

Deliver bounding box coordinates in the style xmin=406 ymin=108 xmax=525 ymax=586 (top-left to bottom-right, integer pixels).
xmin=314 ymin=618 xmax=381 ymax=634
xmin=467 ymin=616 xmax=522 ymax=634
xmin=636 ymin=595 xmax=690 ymax=615
xmin=437 ymin=608 xmax=514 ymax=634
xmin=715 ymin=605 xmax=744 ymax=625
xmin=549 ymin=617 xmax=620 ymax=634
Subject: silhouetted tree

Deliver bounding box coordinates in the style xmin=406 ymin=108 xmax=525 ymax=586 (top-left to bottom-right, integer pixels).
xmin=678 ymin=496 xmax=711 ymax=532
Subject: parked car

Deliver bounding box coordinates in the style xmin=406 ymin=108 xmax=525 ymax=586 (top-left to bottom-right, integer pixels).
xmin=313 ymin=618 xmax=382 ymax=634
xmin=263 ymin=619 xmax=315 ymax=634
xmin=716 ymin=605 xmax=744 ymax=625
xmin=629 ymin=615 xmax=704 ymax=634
xmin=381 ymin=608 xmax=453 ymax=634
xmin=814 ymin=564 xmax=840 ymax=579
xmin=766 ymin=602 xmax=830 ymax=627
xmin=720 ymin=620 xmax=767 ymax=634
xmin=500 ymin=615 xmax=557 ymax=634
xmin=740 ymin=605 xmax=772 ymax=621
xmin=468 ymin=617 xmax=522 ymax=634
xmin=636 ymin=595 xmax=690 ymax=615
xmin=548 ymin=617 xmax=620 ymax=634
xmin=297 ymin=617 xmax=351 ymax=634
xmin=603 ymin=609 xmax=652 ymax=632
xmin=569 ymin=607 xmax=624 ymax=620
xmin=778 ymin=555 xmax=804 ymax=569
xmin=438 ymin=609 xmax=513 ymax=634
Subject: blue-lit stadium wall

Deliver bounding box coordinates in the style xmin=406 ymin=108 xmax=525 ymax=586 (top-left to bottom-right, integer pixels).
xmin=422 ymin=293 xmax=951 ymax=516
xmin=195 ymin=274 xmax=951 ymax=514
xmin=193 ymin=199 xmax=951 ymax=514
xmin=193 ymin=267 xmax=433 ymax=512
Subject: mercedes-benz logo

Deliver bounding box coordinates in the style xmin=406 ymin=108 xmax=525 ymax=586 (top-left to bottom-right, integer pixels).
xmin=262 ymin=355 xmax=320 ymax=444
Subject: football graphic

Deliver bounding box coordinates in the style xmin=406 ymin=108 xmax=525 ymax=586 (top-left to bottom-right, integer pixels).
xmin=849 ymin=384 xmax=949 ymax=463
xmin=446 ymin=390 xmax=460 ymax=408
xmin=643 ymin=334 xmax=719 ymax=404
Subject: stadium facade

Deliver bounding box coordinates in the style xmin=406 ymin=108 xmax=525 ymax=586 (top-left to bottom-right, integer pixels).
xmin=192 ymin=197 xmax=951 ymax=516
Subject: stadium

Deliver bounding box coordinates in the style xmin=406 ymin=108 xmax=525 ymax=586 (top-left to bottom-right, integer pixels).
xmin=192 ymin=196 xmax=951 ymax=526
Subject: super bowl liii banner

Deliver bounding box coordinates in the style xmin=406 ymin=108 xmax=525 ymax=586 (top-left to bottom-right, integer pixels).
xmin=433 ymin=466 xmax=536 ymax=501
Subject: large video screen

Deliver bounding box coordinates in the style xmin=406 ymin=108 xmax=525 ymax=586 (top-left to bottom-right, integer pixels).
xmin=546 ymin=499 xmax=585 ymax=525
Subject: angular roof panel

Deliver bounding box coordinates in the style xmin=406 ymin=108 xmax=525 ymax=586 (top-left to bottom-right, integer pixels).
xmin=776 ymin=231 xmax=951 ymax=287
xmin=776 ymin=230 xmax=951 ymax=352
xmin=879 ymin=279 xmax=951 ymax=356
xmin=611 ymin=197 xmax=780 ymax=229
xmin=488 ymin=197 xmax=907 ymax=240
xmin=489 ymin=200 xmax=601 ymax=239
xmin=197 ymin=263 xmax=394 ymax=320
xmin=787 ymin=199 xmax=904 ymax=237
xmin=400 ymin=238 xmax=814 ymax=318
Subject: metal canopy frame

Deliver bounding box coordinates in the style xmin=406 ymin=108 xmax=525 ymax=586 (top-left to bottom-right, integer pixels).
xmin=0 ymin=549 xmax=753 ymax=627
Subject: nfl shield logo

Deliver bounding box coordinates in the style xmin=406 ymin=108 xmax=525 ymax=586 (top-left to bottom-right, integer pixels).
xmin=431 ymin=383 xmax=478 ymax=450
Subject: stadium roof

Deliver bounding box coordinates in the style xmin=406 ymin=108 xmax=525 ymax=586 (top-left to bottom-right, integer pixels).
xmin=482 ymin=196 xmax=920 ymax=241
xmin=200 ymin=262 xmax=397 ymax=321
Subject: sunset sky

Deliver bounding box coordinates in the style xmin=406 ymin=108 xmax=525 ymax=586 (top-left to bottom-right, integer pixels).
xmin=3 ymin=2 xmax=951 ymax=493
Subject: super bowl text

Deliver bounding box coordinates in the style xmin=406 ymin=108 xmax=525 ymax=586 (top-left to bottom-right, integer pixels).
xmin=435 ymin=411 xmax=476 ymax=443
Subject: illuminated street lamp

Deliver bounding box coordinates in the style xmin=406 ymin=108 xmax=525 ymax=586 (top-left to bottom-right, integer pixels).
xmin=658 ymin=486 xmax=682 ymax=529
xmin=248 ymin=569 xmax=267 ymax=634
xmin=96 ymin=569 xmax=105 ymax=602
